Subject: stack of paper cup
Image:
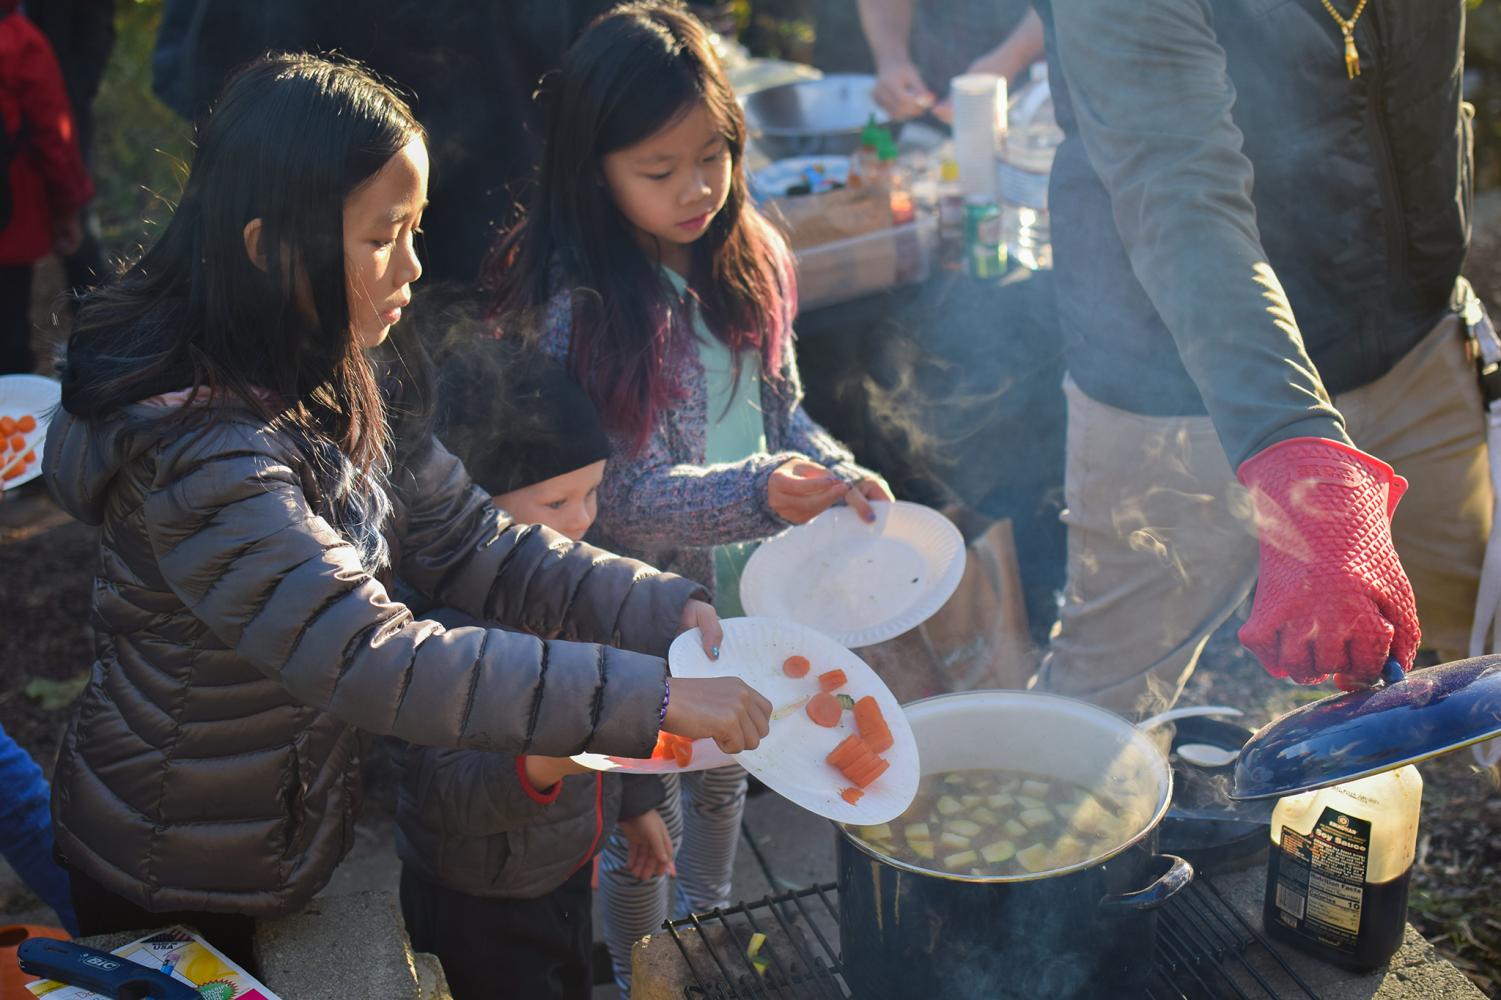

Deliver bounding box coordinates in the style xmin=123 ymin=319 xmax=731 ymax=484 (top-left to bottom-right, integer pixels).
xmin=950 ymin=73 xmax=1006 ymax=199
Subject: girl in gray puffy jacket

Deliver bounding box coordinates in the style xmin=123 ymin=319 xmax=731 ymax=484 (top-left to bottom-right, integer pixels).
xmin=42 ymin=53 xmax=769 ymax=970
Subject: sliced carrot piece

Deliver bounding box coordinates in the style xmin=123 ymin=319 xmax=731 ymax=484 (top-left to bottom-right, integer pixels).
xmin=826 ymin=734 xmax=866 ymax=770
xmin=806 ymin=690 xmax=842 ymax=727
xmin=853 ymin=696 xmax=893 ymax=752
xmin=853 ymin=696 xmax=884 ymax=734
xmin=842 ymin=747 xmax=878 ymax=777
xmin=817 ymin=669 xmax=847 ymax=692
xmin=23 ymin=450 xmax=35 ymax=464
xmin=8 ymin=434 xmax=22 ymax=452
xmin=0 ymin=417 xmax=14 ymax=436
xmin=2 ymin=465 xmax=22 ymax=481
xmin=672 ymin=740 xmax=694 ymax=768
xmin=848 ymin=756 xmax=890 ymax=788
xmin=840 ymin=787 xmax=864 ymax=805
xmin=782 ymin=654 xmax=811 ymax=678
xmin=17 ymin=415 xmax=36 ymax=433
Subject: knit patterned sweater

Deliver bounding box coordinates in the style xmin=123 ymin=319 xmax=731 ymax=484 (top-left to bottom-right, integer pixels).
xmin=535 ymin=270 xmax=879 ymax=597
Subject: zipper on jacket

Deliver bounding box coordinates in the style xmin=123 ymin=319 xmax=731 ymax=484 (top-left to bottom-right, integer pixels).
xmin=1363 ymin=1 xmax=1409 ymax=294
xmin=568 ymin=773 xmax=607 ymax=879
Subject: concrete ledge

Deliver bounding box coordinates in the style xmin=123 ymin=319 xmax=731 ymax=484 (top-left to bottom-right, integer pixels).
xmin=255 ymin=890 xmax=451 ymax=1000
xmin=63 ymin=890 xmax=451 ymax=1000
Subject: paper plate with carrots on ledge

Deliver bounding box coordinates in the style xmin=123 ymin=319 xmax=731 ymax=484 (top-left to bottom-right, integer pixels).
xmin=663 ymin=617 xmax=920 ymax=824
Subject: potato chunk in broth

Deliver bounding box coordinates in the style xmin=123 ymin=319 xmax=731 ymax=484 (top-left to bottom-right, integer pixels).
xmin=847 ymin=769 xmax=1152 ymax=877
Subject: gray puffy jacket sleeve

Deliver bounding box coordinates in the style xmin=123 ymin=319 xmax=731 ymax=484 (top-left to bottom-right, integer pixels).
xmin=143 ymin=421 xmax=693 ymax=758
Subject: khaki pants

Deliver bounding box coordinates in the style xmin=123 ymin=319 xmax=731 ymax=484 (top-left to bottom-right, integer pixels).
xmin=1037 ymin=313 xmax=1492 ymax=719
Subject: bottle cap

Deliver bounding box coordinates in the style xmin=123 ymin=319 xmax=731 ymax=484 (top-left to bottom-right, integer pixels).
xmin=940 ymin=160 xmax=960 ymax=184
xmin=877 ymin=137 xmax=899 ymax=162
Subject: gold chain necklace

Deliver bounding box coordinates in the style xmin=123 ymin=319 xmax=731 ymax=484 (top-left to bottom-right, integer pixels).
xmin=1319 ymin=0 xmax=1370 ymax=79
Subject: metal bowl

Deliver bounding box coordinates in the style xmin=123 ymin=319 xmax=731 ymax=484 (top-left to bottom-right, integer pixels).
xmin=742 ymin=74 xmax=896 ymax=160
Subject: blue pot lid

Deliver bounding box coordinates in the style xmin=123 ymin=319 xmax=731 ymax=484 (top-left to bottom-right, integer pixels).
xmin=1231 ymin=656 xmax=1501 ymax=800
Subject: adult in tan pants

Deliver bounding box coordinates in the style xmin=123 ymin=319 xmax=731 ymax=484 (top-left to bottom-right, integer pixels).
xmin=1039 ymin=307 xmax=1491 ymax=719
xmin=1029 ymin=0 xmax=1480 ymax=717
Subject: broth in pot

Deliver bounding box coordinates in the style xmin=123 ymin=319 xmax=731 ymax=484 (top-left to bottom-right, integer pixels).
xmin=846 ymin=767 xmax=1158 ymax=878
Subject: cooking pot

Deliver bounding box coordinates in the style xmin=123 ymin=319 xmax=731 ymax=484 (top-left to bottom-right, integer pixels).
xmin=741 ymin=75 xmax=898 ymax=160
xmin=836 ymin=690 xmax=1192 ymax=1000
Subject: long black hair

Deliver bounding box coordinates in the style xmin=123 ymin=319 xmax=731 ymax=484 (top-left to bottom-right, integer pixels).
xmin=486 ymin=1 xmax=791 ymax=454
xmin=63 ymin=53 xmax=425 ymax=481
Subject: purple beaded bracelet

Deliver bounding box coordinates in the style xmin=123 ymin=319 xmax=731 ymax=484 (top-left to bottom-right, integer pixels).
xmin=658 ymin=676 xmax=671 ymax=727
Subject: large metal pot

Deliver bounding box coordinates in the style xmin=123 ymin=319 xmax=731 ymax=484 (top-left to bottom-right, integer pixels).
xmin=741 ymin=74 xmax=897 ymax=160
xmin=836 ymin=691 xmax=1192 ymax=1000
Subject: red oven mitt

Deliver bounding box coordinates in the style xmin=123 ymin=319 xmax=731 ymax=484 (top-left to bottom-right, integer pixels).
xmin=1236 ymin=437 xmax=1420 ymax=690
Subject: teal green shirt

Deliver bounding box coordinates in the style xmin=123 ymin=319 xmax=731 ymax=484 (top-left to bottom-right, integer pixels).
xmin=664 ymin=267 xmax=767 ymax=616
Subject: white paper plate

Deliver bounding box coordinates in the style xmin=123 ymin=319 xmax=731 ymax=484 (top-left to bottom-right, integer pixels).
xmin=668 ymin=617 xmax=919 ymax=825
xmin=572 ymin=738 xmax=736 ymax=775
xmin=0 ymin=374 xmax=60 ymax=492
xmin=739 ymin=500 xmax=966 ymax=648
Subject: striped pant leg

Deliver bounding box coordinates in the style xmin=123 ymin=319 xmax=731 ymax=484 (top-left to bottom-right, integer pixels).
xmin=673 ymin=763 xmax=748 ymax=916
xmin=599 ymin=771 xmax=684 ymax=995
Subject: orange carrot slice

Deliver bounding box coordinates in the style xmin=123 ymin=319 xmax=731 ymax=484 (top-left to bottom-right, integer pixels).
xmin=806 ymin=690 xmax=842 ymax=727
xmin=826 ymin=734 xmax=866 ymax=770
xmin=847 ymin=756 xmax=890 ymax=788
xmin=817 ymin=669 xmax=847 ymax=692
xmin=0 ymin=417 xmax=13 ymax=436
xmin=672 ymin=740 xmax=694 ymax=768
xmin=854 ymin=696 xmax=894 ymax=753
xmin=840 ymin=787 xmax=864 ymax=805
xmin=8 ymin=434 xmax=22 ymax=452
xmin=782 ymin=654 xmax=811 ymax=678
xmin=17 ymin=415 xmax=36 ymax=433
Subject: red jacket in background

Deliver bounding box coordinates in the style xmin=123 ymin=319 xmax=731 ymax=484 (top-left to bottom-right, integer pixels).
xmin=0 ymin=3 xmax=94 ymax=266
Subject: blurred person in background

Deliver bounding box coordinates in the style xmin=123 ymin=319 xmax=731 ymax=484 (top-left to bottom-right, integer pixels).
xmin=27 ymin=0 xmax=115 ymax=301
xmin=1031 ymin=0 xmax=1483 ymax=717
xmin=0 ymin=0 xmax=92 ymax=374
xmin=858 ymin=0 xmax=1043 ymax=119
xmin=150 ymin=0 xmax=616 ymax=283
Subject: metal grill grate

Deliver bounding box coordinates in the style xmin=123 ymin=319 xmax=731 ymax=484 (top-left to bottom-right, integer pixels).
xmin=663 ymin=874 xmax=1323 ymax=1000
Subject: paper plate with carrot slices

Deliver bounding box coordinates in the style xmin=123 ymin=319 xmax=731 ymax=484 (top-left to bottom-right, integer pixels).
xmin=739 ymin=500 xmax=965 ymax=648
xmin=0 ymin=374 xmax=59 ymax=492
xmin=571 ymin=730 xmax=736 ymax=774
xmin=667 ymin=617 xmax=920 ymax=824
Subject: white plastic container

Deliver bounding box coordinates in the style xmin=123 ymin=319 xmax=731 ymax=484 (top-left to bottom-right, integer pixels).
xmin=998 ymin=64 xmax=1063 ymax=272
xmin=1262 ymin=765 xmax=1422 ymax=971
xmin=950 ymin=74 xmax=1005 ymax=200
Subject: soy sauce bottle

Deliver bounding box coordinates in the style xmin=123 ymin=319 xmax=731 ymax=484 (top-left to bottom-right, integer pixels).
xmin=1262 ymin=765 xmax=1422 ymax=971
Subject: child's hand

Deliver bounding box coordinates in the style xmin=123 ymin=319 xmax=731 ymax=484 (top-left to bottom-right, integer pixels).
xmin=618 ymin=809 xmax=675 ymax=881
xmin=52 ymin=212 xmax=84 ymax=257
xmin=663 ymin=677 xmax=772 ymax=753
xmin=678 ymin=599 xmax=723 ymax=660
xmin=840 ymin=476 xmax=894 ymax=524
xmin=768 ymin=458 xmax=847 ymax=525
xmin=523 ymin=754 xmax=591 ymax=792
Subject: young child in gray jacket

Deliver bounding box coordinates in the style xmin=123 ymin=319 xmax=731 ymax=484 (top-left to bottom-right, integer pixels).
xmin=396 ymin=341 xmax=674 ymax=1000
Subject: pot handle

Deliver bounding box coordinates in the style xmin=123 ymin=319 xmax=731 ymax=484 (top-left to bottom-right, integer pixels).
xmin=1097 ymin=854 xmax=1194 ymax=915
